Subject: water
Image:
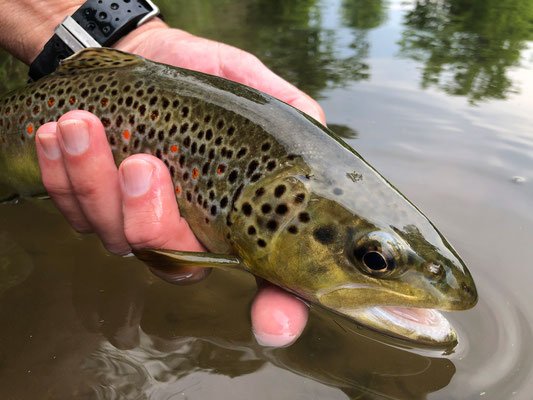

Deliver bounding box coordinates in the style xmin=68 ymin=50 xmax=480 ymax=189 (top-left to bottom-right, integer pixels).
xmin=1 ymin=0 xmax=532 ymax=398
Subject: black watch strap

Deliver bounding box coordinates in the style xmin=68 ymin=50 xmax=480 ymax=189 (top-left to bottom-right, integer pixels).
xmin=28 ymin=0 xmax=160 ymax=82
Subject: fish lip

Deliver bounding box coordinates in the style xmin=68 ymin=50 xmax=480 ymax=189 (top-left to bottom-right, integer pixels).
xmin=316 ymin=284 xmax=458 ymax=346
xmin=337 ymin=306 xmax=457 ymax=346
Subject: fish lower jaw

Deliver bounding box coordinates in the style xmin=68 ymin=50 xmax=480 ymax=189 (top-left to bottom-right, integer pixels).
xmin=342 ymin=306 xmax=457 ymax=347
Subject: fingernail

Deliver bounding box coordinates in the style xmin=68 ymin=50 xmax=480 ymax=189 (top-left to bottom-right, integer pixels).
xmin=37 ymin=133 xmax=61 ymax=160
xmin=58 ymin=119 xmax=89 ymax=155
xmin=121 ymin=158 xmax=154 ymax=197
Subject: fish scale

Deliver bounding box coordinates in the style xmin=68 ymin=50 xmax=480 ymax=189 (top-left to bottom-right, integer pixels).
xmin=0 ymin=48 xmax=477 ymax=346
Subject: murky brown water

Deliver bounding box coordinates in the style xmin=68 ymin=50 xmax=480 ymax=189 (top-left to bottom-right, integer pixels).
xmin=1 ymin=0 xmax=532 ymax=398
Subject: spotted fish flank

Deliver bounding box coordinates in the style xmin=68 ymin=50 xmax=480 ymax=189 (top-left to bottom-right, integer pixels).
xmin=0 ymin=48 xmax=477 ymax=346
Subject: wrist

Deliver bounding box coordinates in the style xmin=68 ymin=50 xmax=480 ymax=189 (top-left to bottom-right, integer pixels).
xmin=2 ymin=0 xmax=83 ymax=64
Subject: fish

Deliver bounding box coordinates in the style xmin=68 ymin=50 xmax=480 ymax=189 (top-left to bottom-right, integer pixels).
xmin=0 ymin=48 xmax=477 ymax=346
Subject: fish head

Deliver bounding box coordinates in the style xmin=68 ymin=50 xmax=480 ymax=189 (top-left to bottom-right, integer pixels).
xmin=263 ymin=171 xmax=477 ymax=346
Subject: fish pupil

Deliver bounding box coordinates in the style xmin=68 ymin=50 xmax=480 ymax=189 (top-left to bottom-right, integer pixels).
xmin=363 ymin=251 xmax=388 ymax=271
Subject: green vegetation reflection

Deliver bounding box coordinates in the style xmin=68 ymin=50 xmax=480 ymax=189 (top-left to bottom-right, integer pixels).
xmin=398 ymin=0 xmax=533 ymax=104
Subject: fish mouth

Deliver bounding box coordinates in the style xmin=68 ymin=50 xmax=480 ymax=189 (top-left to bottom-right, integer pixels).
xmin=339 ymin=306 xmax=457 ymax=346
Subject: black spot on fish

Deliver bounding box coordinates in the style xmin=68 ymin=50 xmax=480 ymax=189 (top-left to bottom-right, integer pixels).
xmin=288 ymin=225 xmax=298 ymax=234
xmin=150 ymin=96 xmax=158 ymax=105
xmin=220 ymin=196 xmax=228 ymax=208
xmin=294 ymin=193 xmax=305 ymax=203
xmin=227 ymin=126 xmax=235 ymax=136
xmin=210 ymin=205 xmax=217 ymax=216
xmin=204 ymin=115 xmax=211 ymax=123
xmin=299 ymin=212 xmax=310 ymax=223
xmin=217 ymin=120 xmax=224 ymax=129
xmin=180 ymin=123 xmax=189 ymax=134
xmin=266 ymin=220 xmax=278 ymax=231
xmin=247 ymin=160 xmax=259 ymax=177
xmin=257 ymin=239 xmax=267 ymax=247
xmin=275 ymin=204 xmax=288 ymax=215
xmin=228 ymin=170 xmax=238 ymax=184
xmin=266 ymin=161 xmax=276 ymax=171
xmin=248 ymin=226 xmax=256 ymax=235
xmin=313 ymin=226 xmax=336 ymax=244
xmin=206 ymin=129 xmax=213 ymax=141
xmin=242 ymin=203 xmax=252 ymax=216
xmin=182 ymin=106 xmax=189 ymax=117
xmin=101 ymin=118 xmax=111 ymax=128
xmin=237 ymin=147 xmax=247 ymax=159
xmin=274 ymin=185 xmax=286 ymax=198
xmin=255 ymin=187 xmax=265 ymax=197
xmin=261 ymin=142 xmax=271 ymax=152
xmin=169 ymin=125 xmax=177 ymax=136
xmin=261 ymin=204 xmax=272 ymax=214
xmin=251 ymin=174 xmax=261 ymax=182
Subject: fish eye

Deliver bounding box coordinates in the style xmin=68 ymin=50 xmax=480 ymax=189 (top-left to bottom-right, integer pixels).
xmin=352 ymin=232 xmax=400 ymax=276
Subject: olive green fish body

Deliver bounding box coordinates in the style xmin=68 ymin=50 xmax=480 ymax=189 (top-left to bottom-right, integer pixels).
xmin=0 ymin=49 xmax=477 ymax=346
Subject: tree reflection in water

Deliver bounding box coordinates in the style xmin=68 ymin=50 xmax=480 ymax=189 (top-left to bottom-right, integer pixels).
xmin=398 ymin=0 xmax=533 ymax=104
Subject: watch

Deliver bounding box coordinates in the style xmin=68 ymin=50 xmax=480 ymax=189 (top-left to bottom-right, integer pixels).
xmin=28 ymin=0 xmax=161 ymax=82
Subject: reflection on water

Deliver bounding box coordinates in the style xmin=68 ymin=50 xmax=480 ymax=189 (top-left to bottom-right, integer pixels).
xmin=1 ymin=0 xmax=533 ymax=398
xmin=398 ymin=0 xmax=533 ymax=103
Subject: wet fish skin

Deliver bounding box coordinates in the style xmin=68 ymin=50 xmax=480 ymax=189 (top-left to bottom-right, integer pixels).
xmin=0 ymin=48 xmax=477 ymax=344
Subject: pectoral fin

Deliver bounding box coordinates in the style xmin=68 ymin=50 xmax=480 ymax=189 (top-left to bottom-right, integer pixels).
xmin=133 ymin=248 xmax=245 ymax=270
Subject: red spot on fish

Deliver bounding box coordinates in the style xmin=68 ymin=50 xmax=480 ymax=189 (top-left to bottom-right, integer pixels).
xmin=48 ymin=98 xmax=55 ymax=107
xmin=175 ymin=186 xmax=181 ymax=194
xmin=26 ymin=125 xmax=33 ymax=134
xmin=123 ymin=130 xmax=131 ymax=139
xmin=192 ymin=168 xmax=199 ymax=179
xmin=69 ymin=96 xmax=76 ymax=105
xmin=170 ymin=145 xmax=178 ymax=152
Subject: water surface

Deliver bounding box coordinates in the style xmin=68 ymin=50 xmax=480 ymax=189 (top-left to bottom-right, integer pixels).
xmin=1 ymin=0 xmax=532 ymax=398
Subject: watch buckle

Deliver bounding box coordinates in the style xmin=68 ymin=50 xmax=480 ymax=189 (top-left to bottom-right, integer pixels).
xmin=54 ymin=16 xmax=101 ymax=52
xmin=137 ymin=0 xmax=160 ymax=27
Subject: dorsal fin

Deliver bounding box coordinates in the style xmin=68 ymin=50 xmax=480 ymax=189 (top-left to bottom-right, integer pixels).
xmin=56 ymin=47 xmax=142 ymax=74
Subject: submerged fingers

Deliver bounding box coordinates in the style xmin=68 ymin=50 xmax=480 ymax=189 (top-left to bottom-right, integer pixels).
xmin=251 ymin=283 xmax=309 ymax=347
xmin=119 ymin=154 xmax=209 ymax=283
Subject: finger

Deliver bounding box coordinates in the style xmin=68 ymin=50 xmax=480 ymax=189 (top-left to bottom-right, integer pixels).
xmin=251 ymin=282 xmax=309 ymax=347
xmin=56 ymin=110 xmax=129 ymax=254
xmin=36 ymin=121 xmax=92 ymax=233
xmin=119 ymin=154 xmax=208 ymax=283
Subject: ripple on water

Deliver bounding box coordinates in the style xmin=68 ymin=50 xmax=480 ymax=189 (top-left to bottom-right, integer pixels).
xmin=438 ymin=273 xmax=533 ymax=398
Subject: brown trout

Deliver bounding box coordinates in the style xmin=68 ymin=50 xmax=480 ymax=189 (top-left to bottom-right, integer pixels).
xmin=0 ymin=48 xmax=477 ymax=346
